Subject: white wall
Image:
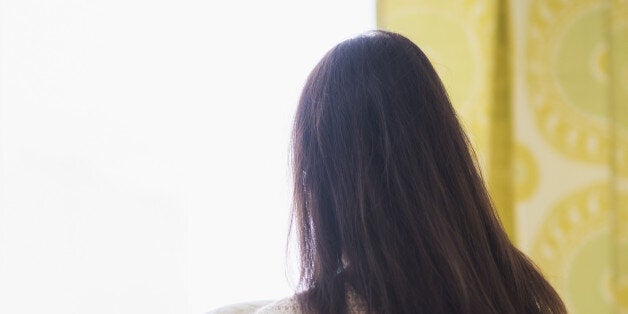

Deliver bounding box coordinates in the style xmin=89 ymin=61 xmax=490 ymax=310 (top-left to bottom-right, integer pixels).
xmin=0 ymin=1 xmax=375 ymax=313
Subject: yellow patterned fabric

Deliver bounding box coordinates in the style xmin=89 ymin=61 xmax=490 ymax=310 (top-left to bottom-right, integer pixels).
xmin=378 ymin=0 xmax=627 ymax=312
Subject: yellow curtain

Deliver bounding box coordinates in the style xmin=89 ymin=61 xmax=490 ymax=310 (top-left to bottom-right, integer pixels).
xmin=377 ymin=0 xmax=627 ymax=312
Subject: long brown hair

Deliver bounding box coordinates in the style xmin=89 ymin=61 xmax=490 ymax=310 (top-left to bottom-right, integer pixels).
xmin=290 ymin=30 xmax=565 ymax=313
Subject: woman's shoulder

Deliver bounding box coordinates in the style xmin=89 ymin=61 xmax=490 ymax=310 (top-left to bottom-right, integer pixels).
xmin=208 ymin=287 xmax=365 ymax=314
xmin=206 ymin=300 xmax=275 ymax=314
xmin=206 ymin=297 xmax=299 ymax=314
xmin=255 ymin=287 xmax=367 ymax=313
xmin=254 ymin=296 xmax=300 ymax=313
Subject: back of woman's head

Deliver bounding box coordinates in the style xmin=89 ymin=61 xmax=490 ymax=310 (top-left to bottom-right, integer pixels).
xmin=290 ymin=30 xmax=565 ymax=314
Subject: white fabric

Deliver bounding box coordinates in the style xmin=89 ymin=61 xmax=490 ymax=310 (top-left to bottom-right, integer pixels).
xmin=206 ymin=300 xmax=275 ymax=314
xmin=254 ymin=297 xmax=300 ymax=313
xmin=207 ymin=297 xmax=300 ymax=314
xmin=208 ymin=288 xmax=368 ymax=313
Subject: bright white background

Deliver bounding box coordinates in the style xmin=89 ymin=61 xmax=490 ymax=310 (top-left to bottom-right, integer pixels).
xmin=0 ymin=1 xmax=375 ymax=313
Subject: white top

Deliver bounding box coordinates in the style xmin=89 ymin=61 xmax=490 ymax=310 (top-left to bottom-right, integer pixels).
xmin=208 ymin=288 xmax=367 ymax=313
xmin=206 ymin=297 xmax=299 ymax=314
xmin=254 ymin=296 xmax=300 ymax=313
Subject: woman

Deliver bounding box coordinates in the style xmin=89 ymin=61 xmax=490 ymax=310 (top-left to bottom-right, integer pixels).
xmin=216 ymin=30 xmax=566 ymax=313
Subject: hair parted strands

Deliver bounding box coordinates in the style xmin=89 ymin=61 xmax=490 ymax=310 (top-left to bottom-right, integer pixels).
xmin=290 ymin=30 xmax=565 ymax=314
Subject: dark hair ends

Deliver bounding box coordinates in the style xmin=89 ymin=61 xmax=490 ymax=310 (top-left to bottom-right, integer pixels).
xmin=290 ymin=31 xmax=565 ymax=314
